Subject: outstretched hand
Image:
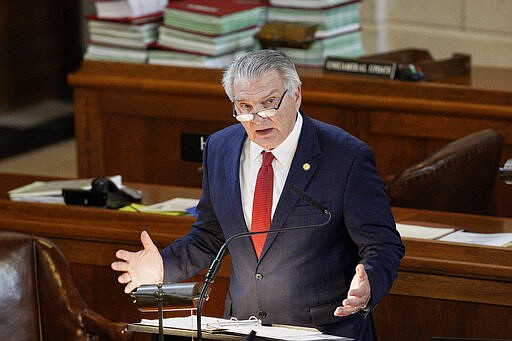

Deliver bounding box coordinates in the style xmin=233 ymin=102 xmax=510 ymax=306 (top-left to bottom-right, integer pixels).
xmin=334 ymin=264 xmax=371 ymax=316
xmin=111 ymin=230 xmax=164 ymax=293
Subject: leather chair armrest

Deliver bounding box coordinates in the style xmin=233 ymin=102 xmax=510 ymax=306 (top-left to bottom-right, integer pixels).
xmin=81 ymin=308 xmax=133 ymax=341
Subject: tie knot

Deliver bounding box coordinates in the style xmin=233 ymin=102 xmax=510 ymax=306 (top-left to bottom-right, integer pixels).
xmin=262 ymin=151 xmax=274 ymax=167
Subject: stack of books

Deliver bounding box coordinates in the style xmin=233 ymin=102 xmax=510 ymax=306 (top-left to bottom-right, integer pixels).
xmin=84 ymin=13 xmax=163 ymax=64
xmin=148 ymin=0 xmax=266 ymax=68
xmin=265 ymin=0 xmax=365 ymax=67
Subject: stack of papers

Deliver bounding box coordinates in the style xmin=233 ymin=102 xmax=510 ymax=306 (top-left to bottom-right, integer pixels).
xmin=395 ymin=222 xmax=456 ymax=240
xmin=396 ymin=222 xmax=512 ymax=247
xmin=139 ymin=197 xmax=199 ymax=216
xmin=438 ymin=230 xmax=512 ymax=247
xmin=135 ymin=316 xmax=351 ymax=340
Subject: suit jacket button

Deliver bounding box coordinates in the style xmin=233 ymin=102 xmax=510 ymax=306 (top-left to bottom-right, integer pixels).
xmin=258 ymin=310 xmax=267 ymax=319
xmin=255 ymin=273 xmax=263 ymax=280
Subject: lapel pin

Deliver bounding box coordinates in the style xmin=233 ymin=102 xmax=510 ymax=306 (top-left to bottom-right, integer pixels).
xmin=302 ymin=163 xmax=311 ymax=171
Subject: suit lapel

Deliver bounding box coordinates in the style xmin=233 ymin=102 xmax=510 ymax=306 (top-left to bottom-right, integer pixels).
xmin=225 ymin=127 xmax=249 ymax=236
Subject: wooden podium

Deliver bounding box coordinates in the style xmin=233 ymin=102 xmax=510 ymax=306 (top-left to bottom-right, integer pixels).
xmin=68 ymin=61 xmax=512 ymax=217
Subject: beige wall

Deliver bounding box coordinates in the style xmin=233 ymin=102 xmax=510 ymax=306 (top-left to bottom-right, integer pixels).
xmin=360 ymin=0 xmax=512 ymax=68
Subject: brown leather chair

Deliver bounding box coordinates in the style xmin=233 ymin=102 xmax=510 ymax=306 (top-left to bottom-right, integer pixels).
xmin=385 ymin=128 xmax=505 ymax=215
xmin=0 ymin=231 xmax=133 ymax=340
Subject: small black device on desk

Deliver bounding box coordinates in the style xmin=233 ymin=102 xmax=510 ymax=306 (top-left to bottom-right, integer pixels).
xmin=62 ymin=177 xmax=142 ymax=209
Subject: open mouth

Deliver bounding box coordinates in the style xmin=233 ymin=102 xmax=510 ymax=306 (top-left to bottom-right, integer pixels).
xmin=256 ymin=128 xmax=273 ymax=135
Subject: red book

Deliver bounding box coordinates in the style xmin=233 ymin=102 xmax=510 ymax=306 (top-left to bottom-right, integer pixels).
xmin=164 ymin=0 xmax=265 ymax=35
xmin=86 ymin=12 xmax=163 ymax=24
xmin=166 ymin=0 xmax=262 ymax=16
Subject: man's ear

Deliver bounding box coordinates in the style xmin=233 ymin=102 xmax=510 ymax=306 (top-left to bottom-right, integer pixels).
xmin=294 ymin=85 xmax=302 ymax=111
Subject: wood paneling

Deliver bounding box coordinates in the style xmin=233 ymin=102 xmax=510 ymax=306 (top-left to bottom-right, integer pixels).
xmin=68 ymin=61 xmax=512 ymax=217
xmin=0 ymin=1 xmax=82 ymax=110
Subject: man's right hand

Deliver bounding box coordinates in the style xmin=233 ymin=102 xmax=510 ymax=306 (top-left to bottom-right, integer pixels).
xmin=111 ymin=230 xmax=164 ymax=293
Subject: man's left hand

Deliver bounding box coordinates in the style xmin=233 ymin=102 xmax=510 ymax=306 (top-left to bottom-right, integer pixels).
xmin=334 ymin=264 xmax=371 ymax=316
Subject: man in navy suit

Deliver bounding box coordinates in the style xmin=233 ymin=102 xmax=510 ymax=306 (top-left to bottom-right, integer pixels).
xmin=112 ymin=50 xmax=404 ymax=341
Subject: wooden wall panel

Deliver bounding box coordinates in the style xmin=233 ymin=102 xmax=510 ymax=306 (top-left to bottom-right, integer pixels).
xmin=0 ymin=1 xmax=82 ymax=111
xmin=68 ymin=62 xmax=512 ymax=216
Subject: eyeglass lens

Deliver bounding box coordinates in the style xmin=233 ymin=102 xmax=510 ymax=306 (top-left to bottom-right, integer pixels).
xmin=233 ymin=90 xmax=287 ymax=122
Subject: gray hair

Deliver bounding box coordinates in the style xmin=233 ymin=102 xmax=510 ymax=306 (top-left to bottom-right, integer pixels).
xmin=221 ymin=49 xmax=302 ymax=101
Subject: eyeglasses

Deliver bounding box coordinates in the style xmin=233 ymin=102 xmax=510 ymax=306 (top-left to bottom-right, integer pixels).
xmin=232 ymin=89 xmax=288 ymax=122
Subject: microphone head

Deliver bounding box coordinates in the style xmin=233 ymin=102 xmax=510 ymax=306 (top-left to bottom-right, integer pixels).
xmin=131 ymin=282 xmax=209 ymax=312
xmin=289 ymin=184 xmax=329 ymax=214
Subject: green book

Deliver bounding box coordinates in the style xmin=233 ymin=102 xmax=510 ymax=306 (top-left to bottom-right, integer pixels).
xmin=157 ymin=26 xmax=258 ymax=56
xmin=163 ymin=0 xmax=265 ymax=35
xmin=267 ymin=1 xmax=362 ymax=31
xmin=278 ymin=30 xmax=364 ymax=67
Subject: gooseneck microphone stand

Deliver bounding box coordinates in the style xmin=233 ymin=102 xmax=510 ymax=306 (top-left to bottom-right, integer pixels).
xmin=195 ymin=185 xmax=331 ymax=341
xmin=156 ymin=284 xmax=165 ymax=341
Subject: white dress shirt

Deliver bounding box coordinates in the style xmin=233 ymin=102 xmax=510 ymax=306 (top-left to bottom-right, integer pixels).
xmin=240 ymin=113 xmax=303 ymax=231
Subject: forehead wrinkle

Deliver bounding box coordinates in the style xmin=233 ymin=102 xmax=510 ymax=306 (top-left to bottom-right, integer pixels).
xmin=233 ymin=71 xmax=283 ymax=102
xmin=234 ymin=88 xmax=279 ymax=103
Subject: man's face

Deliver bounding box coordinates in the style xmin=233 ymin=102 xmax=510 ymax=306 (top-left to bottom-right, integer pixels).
xmin=233 ymin=70 xmax=302 ymax=150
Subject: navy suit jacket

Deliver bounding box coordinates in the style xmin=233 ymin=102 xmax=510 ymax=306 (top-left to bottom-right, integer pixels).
xmin=162 ymin=114 xmax=404 ymax=341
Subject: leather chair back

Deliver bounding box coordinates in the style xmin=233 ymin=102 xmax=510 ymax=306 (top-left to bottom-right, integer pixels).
xmin=0 ymin=231 xmax=131 ymax=340
xmin=385 ymin=129 xmax=505 ymax=215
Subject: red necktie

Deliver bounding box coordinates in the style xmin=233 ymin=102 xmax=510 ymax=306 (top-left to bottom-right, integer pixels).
xmin=251 ymin=151 xmax=274 ymax=258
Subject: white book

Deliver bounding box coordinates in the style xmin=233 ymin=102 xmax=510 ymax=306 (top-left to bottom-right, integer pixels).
xmin=395 ymin=222 xmax=456 ymax=240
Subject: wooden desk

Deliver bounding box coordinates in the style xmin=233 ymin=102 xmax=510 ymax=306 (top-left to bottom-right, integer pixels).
xmin=1 ymin=173 xmax=511 ymax=341
xmin=68 ymin=61 xmax=512 ymax=217
xmin=380 ymin=208 xmax=512 ymax=341
xmin=0 ymin=174 xmax=211 ymax=341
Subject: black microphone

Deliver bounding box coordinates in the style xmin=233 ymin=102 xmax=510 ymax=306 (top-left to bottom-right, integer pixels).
xmin=288 ymin=184 xmax=329 ymax=214
xmin=196 ymin=185 xmax=331 ymax=341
